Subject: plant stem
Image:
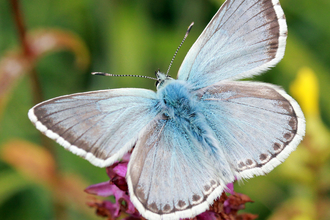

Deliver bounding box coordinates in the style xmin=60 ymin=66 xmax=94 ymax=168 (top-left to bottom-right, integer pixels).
xmin=10 ymin=0 xmax=44 ymax=105
xmin=10 ymin=1 xmax=66 ymax=219
xmin=10 ymin=0 xmax=55 ymax=162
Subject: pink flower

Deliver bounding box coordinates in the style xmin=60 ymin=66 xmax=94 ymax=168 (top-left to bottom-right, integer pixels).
xmin=85 ymin=153 xmax=140 ymax=219
xmin=85 ymin=152 xmax=256 ymax=220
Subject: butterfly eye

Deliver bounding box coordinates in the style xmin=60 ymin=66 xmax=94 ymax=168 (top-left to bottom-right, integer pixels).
xmin=162 ymin=112 xmax=169 ymax=119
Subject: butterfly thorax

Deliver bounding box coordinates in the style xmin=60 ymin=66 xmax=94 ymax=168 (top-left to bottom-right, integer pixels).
xmin=157 ymin=79 xmax=198 ymax=121
xmin=156 ymin=71 xmax=213 ymax=143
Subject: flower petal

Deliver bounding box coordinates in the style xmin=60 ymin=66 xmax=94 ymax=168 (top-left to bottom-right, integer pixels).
xmin=113 ymin=163 xmax=128 ymax=177
xmin=84 ymin=181 xmax=114 ymax=197
xmin=225 ymin=182 xmax=234 ymax=194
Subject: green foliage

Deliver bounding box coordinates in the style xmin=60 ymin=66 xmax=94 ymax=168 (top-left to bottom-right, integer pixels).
xmin=1 ymin=0 xmax=330 ymax=219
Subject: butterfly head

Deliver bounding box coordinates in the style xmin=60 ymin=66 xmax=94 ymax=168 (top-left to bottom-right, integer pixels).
xmin=155 ymin=70 xmax=174 ymax=90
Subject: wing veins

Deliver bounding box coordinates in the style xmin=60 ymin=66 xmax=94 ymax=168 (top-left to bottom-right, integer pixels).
xmin=247 ymin=57 xmax=271 ymax=64
xmin=173 ymin=125 xmax=197 ymax=205
xmin=217 ymin=8 xmax=280 ymax=54
xmin=144 ymin=121 xmax=167 ymax=205
xmin=221 ymin=106 xmax=283 ymax=145
xmin=185 ymin=0 xmax=246 ymax=79
xmin=39 ymin=99 xmax=145 ymax=119
xmin=225 ymin=8 xmax=279 ymax=46
xmin=204 ymin=25 xmax=280 ymax=67
xmin=72 ymin=113 xmax=109 ymax=146
xmin=104 ymin=108 xmax=150 ymax=156
xmin=204 ymin=95 xmax=290 ymax=115
xmin=205 ymin=108 xmax=264 ymax=168
xmin=226 ymin=99 xmax=295 ymax=116
xmin=132 ymin=120 xmax=166 ymax=193
xmin=38 ymin=102 xmax=97 ymax=119
xmin=201 ymin=38 xmax=278 ymax=75
xmin=214 ymin=0 xmax=248 ymax=34
xmin=47 ymin=106 xmax=128 ymax=132
xmin=248 ymin=34 xmax=280 ymax=48
xmin=221 ymin=0 xmax=260 ymax=35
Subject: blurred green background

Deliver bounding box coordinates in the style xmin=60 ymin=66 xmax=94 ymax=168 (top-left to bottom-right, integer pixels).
xmin=1 ymin=0 xmax=330 ymax=219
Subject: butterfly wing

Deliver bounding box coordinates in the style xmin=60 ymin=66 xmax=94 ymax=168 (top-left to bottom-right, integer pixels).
xmin=127 ymin=115 xmax=235 ymax=220
xmin=178 ymin=0 xmax=287 ymax=89
xmin=28 ymin=88 xmax=159 ymax=167
xmin=195 ymin=81 xmax=305 ymax=179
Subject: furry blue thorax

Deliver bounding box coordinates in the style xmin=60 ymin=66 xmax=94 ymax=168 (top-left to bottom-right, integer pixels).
xmin=156 ymin=76 xmax=216 ymax=145
xmin=157 ymin=78 xmax=196 ymax=120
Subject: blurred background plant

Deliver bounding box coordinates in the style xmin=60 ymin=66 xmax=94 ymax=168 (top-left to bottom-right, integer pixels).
xmin=0 ymin=0 xmax=330 ymax=219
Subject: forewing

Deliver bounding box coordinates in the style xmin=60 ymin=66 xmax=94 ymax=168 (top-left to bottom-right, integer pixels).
xmin=127 ymin=117 xmax=234 ymax=220
xmin=178 ymin=0 xmax=287 ymax=89
xmin=196 ymin=81 xmax=305 ymax=179
xmin=28 ymin=88 xmax=158 ymax=167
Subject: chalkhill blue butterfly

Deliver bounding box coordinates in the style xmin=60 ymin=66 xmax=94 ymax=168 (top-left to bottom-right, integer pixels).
xmin=28 ymin=0 xmax=305 ymax=219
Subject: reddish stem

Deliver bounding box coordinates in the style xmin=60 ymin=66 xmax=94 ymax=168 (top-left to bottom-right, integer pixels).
xmin=10 ymin=0 xmax=57 ymax=166
xmin=10 ymin=1 xmax=65 ymax=218
xmin=10 ymin=0 xmax=44 ymax=105
xmin=10 ymin=0 xmax=31 ymax=57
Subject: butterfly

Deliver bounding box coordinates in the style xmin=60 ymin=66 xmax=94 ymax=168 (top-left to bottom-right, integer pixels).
xmin=28 ymin=0 xmax=305 ymax=219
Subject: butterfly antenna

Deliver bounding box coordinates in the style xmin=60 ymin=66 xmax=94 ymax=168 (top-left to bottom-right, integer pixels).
xmin=92 ymin=72 xmax=157 ymax=81
xmin=166 ymin=22 xmax=194 ymax=77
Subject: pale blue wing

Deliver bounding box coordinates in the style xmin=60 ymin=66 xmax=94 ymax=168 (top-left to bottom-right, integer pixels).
xmin=195 ymin=81 xmax=305 ymax=179
xmin=127 ymin=115 xmax=235 ymax=220
xmin=28 ymin=88 xmax=159 ymax=167
xmin=177 ymin=0 xmax=287 ymax=89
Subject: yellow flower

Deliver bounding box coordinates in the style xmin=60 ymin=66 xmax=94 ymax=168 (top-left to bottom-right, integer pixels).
xmin=290 ymin=67 xmax=330 ymax=158
xmin=290 ymin=67 xmax=319 ymax=116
